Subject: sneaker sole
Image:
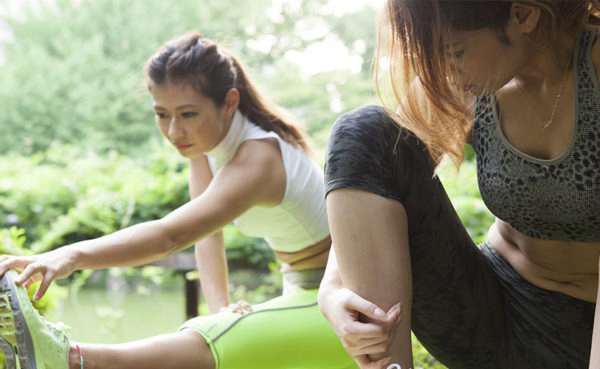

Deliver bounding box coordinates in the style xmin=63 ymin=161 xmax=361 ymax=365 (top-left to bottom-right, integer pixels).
xmin=0 ymin=271 xmax=38 ymax=369
xmin=0 ymin=335 xmax=18 ymax=369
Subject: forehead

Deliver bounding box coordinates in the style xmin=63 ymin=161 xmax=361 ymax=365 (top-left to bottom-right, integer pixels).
xmin=149 ymin=83 xmax=210 ymax=108
xmin=444 ymin=28 xmax=499 ymax=49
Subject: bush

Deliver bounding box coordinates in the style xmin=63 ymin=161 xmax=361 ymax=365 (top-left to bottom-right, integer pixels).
xmin=0 ymin=144 xmax=275 ymax=270
xmin=439 ymin=159 xmax=495 ymax=244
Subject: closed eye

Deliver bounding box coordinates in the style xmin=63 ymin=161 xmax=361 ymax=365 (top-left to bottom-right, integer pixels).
xmin=449 ymin=50 xmax=465 ymax=59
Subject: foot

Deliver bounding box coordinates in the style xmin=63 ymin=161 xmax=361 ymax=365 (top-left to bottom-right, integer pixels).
xmin=0 ymin=270 xmax=70 ymax=369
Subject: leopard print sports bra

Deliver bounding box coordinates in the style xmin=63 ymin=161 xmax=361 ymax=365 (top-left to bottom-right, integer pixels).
xmin=471 ymin=30 xmax=600 ymax=241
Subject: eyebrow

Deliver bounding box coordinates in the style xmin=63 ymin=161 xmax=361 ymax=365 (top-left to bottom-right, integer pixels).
xmin=444 ymin=40 xmax=464 ymax=50
xmin=153 ymin=104 xmax=199 ymax=111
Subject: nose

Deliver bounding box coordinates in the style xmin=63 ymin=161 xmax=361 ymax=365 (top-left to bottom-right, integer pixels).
xmin=168 ymin=117 xmax=185 ymax=140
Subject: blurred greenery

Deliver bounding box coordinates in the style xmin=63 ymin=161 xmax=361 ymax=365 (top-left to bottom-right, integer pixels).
xmin=0 ymin=0 xmax=498 ymax=368
xmin=0 ymin=0 xmax=379 ymax=159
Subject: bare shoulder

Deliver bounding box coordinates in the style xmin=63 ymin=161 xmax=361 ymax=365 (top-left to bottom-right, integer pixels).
xmin=222 ymin=138 xmax=286 ymax=205
xmin=230 ymin=138 xmax=283 ymax=171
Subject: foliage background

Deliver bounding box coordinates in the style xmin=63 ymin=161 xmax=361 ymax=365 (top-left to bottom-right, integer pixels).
xmin=0 ymin=0 xmax=495 ymax=368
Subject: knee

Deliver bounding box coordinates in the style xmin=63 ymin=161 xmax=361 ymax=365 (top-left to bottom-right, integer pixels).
xmin=333 ymin=105 xmax=397 ymax=134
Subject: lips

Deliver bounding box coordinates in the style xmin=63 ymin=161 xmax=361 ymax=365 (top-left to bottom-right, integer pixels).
xmin=174 ymin=143 xmax=193 ymax=150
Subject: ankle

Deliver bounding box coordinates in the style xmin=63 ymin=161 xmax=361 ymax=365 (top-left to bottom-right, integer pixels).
xmin=68 ymin=343 xmax=83 ymax=369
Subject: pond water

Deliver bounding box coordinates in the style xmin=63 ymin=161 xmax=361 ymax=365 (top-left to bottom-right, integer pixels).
xmin=50 ymin=269 xmax=280 ymax=344
xmin=52 ymin=285 xmax=187 ymax=344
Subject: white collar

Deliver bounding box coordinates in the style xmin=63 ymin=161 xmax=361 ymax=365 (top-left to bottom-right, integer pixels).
xmin=205 ymin=110 xmax=246 ymax=168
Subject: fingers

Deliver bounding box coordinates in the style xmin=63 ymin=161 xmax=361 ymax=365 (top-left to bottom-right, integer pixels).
xmin=0 ymin=256 xmax=32 ymax=277
xmin=33 ymin=270 xmax=54 ymax=301
xmin=0 ymin=257 xmax=54 ymax=301
xmin=355 ymin=354 xmax=392 ymax=369
xmin=340 ymin=321 xmax=389 ymax=356
xmin=345 ymin=337 xmax=391 ymax=357
xmin=236 ymin=299 xmax=253 ymax=313
xmin=340 ymin=302 xmax=402 ymax=341
xmin=342 ymin=324 xmax=387 ymax=341
xmin=338 ymin=299 xmax=403 ymax=360
xmin=14 ymin=263 xmax=43 ymax=285
xmin=220 ymin=300 xmax=254 ymax=315
xmin=343 ymin=292 xmax=388 ymax=322
xmin=385 ymin=303 xmax=402 ymax=322
xmin=13 ymin=263 xmax=53 ymax=301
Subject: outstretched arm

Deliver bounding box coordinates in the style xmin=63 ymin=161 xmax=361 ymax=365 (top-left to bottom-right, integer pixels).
xmin=325 ymin=188 xmax=413 ymax=369
xmin=0 ymin=139 xmax=285 ymax=300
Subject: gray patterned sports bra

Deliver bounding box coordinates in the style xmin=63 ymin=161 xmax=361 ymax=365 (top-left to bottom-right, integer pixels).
xmin=471 ymin=30 xmax=600 ymax=241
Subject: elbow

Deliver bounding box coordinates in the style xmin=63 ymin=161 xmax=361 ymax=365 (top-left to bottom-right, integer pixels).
xmin=153 ymin=219 xmax=189 ymax=259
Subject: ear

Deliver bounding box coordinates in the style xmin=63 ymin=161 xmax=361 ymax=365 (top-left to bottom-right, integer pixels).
xmin=224 ymin=88 xmax=240 ymax=117
xmin=510 ymin=3 xmax=541 ymax=34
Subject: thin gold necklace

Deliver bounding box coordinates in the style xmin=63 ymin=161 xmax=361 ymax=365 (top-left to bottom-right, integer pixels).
xmin=515 ymin=67 xmax=570 ymax=129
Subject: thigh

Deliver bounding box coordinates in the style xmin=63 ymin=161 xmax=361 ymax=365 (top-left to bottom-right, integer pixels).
xmin=181 ymin=289 xmax=358 ymax=369
xmin=326 ymin=105 xmax=506 ymax=369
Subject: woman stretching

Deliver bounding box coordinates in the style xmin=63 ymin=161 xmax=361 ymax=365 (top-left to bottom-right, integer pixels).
xmin=0 ymin=32 xmax=357 ymax=369
xmin=318 ymin=1 xmax=600 ymax=368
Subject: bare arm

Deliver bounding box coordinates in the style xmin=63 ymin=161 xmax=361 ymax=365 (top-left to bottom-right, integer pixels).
xmin=589 ymin=256 xmax=600 ymax=368
xmin=188 ymin=155 xmax=229 ymax=313
xmin=326 ymin=188 xmax=413 ymax=368
xmin=0 ymin=140 xmax=285 ymax=300
xmin=318 ymin=249 xmax=401 ymax=368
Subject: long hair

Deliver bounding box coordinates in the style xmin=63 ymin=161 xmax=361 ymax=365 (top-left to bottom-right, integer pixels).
xmin=375 ymin=0 xmax=600 ymax=168
xmin=144 ymin=32 xmax=312 ymax=153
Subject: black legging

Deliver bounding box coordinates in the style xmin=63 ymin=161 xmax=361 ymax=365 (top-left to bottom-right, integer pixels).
xmin=324 ymin=105 xmax=595 ymax=369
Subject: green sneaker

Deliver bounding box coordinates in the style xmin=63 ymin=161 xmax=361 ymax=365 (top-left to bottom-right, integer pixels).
xmin=0 ymin=335 xmax=18 ymax=369
xmin=0 ymin=270 xmax=70 ymax=369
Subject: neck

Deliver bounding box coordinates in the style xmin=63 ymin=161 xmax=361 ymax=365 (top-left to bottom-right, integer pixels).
xmin=515 ymin=29 xmax=579 ymax=88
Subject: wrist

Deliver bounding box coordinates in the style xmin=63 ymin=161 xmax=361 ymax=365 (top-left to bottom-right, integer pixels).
xmin=63 ymin=243 xmax=84 ymax=273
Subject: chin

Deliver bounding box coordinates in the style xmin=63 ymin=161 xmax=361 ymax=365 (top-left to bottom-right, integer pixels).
xmin=183 ymin=151 xmax=204 ymax=159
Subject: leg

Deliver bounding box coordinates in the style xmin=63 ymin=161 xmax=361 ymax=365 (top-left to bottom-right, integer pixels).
xmin=325 ymin=105 xmax=506 ymax=369
xmin=0 ymin=269 xmax=356 ymax=369
xmin=76 ymin=330 xmax=214 ymax=369
xmin=181 ymin=288 xmax=358 ymax=369
xmin=0 ymin=270 xmax=215 ymax=369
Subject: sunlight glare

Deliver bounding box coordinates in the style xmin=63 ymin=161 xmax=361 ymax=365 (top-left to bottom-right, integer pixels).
xmin=284 ymin=34 xmax=363 ymax=80
xmin=321 ymin=0 xmax=385 ymax=17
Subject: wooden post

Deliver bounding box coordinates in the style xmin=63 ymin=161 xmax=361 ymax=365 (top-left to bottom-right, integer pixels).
xmin=144 ymin=252 xmax=200 ymax=320
xmin=185 ymin=278 xmax=200 ymax=319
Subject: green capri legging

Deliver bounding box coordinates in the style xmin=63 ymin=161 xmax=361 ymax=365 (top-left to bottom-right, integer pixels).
xmin=180 ymin=270 xmax=358 ymax=369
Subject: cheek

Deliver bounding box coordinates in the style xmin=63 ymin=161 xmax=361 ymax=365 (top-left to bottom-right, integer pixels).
xmin=191 ymin=119 xmax=219 ymax=142
xmin=156 ymin=120 xmax=169 ymax=137
xmin=468 ymin=55 xmax=503 ymax=83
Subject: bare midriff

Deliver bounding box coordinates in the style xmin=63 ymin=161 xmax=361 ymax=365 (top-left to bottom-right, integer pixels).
xmin=274 ymin=235 xmax=331 ymax=274
xmin=489 ymin=219 xmax=600 ymax=302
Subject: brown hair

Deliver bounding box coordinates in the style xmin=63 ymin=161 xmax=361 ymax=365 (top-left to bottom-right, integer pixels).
xmin=144 ymin=32 xmax=312 ymax=153
xmin=375 ymin=0 xmax=600 ymax=168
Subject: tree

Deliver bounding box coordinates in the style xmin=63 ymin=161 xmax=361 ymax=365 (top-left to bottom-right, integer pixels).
xmin=0 ymin=0 xmax=380 ymax=157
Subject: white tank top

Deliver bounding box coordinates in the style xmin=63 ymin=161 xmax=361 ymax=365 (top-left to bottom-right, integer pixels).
xmin=205 ymin=111 xmax=329 ymax=252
